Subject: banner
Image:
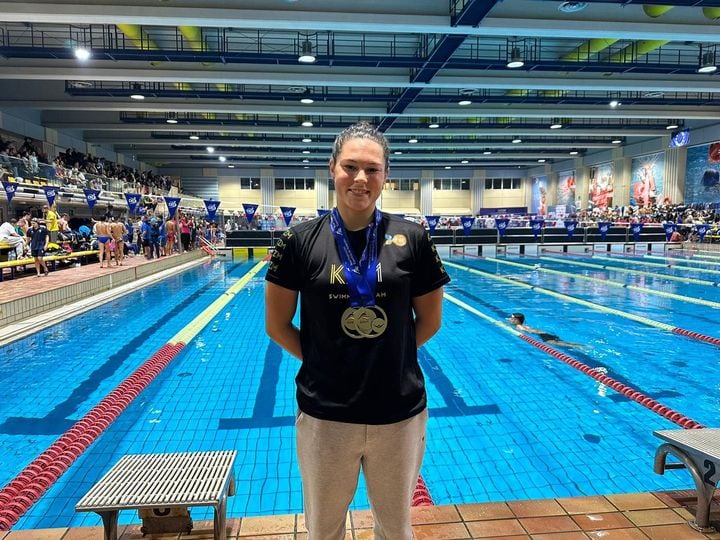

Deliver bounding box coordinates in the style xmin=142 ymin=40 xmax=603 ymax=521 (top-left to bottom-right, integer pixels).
xmin=280 ymin=206 xmax=296 ymax=227
xmin=630 ymin=222 xmax=644 ymax=241
xmin=598 ymin=222 xmax=611 ymax=241
xmin=696 ymin=223 xmax=710 ymax=242
xmin=529 ymin=219 xmax=544 ymax=239
xmin=495 ymin=217 xmax=510 ymax=238
xmin=460 ymin=216 xmax=475 ymax=236
xmin=205 ymin=199 xmax=221 ymax=221
xmin=663 ymin=222 xmax=676 ymax=241
xmin=83 ymin=189 xmax=100 ymax=210
xmin=43 ymin=186 xmax=59 ymax=207
xmin=124 ymin=193 xmax=141 ymax=215
xmin=317 ymin=208 xmax=330 ymax=217
xmin=242 ymin=202 xmax=257 ymax=225
xmin=164 ymin=196 xmax=181 ymax=218
xmin=564 ymin=220 xmax=578 ymax=240
xmin=2 ymin=181 xmax=17 ymax=203
xmin=425 ymin=216 xmax=440 ymax=233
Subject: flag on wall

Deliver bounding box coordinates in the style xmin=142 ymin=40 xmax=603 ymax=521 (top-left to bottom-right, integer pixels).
xmin=495 ymin=218 xmax=509 ymax=238
xmin=164 ymin=196 xmax=181 ymax=218
xmin=280 ymin=206 xmax=296 ymax=226
xmin=425 ymin=216 xmax=440 ymax=233
xmin=205 ymin=199 xmax=221 ymax=221
xmin=598 ymin=222 xmax=611 ymax=241
xmin=83 ymin=189 xmax=100 ymax=210
xmin=529 ymin=219 xmax=544 ymax=239
xmin=2 ymin=181 xmax=17 ymax=203
xmin=242 ymin=202 xmax=258 ymax=224
xmin=43 ymin=186 xmax=59 ymax=207
xmin=663 ymin=222 xmax=676 ymax=241
xmin=696 ymin=223 xmax=710 ymax=242
xmin=564 ymin=220 xmax=578 ymax=240
xmin=124 ymin=193 xmax=141 ymax=215
xmin=630 ymin=222 xmax=644 ymax=241
xmin=461 ymin=216 xmax=475 ymax=236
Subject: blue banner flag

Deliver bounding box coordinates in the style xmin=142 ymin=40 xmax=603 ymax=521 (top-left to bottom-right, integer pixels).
xmin=696 ymin=223 xmax=710 ymax=242
xmin=425 ymin=216 xmax=440 ymax=233
xmin=317 ymin=208 xmax=330 ymax=217
xmin=2 ymin=181 xmax=17 ymax=203
xmin=529 ymin=219 xmax=544 ymax=239
xmin=164 ymin=196 xmax=181 ymax=218
xmin=598 ymin=222 xmax=611 ymax=241
xmin=663 ymin=222 xmax=676 ymax=241
xmin=461 ymin=216 xmax=475 ymax=236
xmin=43 ymin=186 xmax=59 ymax=207
xmin=205 ymin=199 xmax=221 ymax=221
xmin=242 ymin=202 xmax=257 ymax=225
xmin=631 ymin=222 xmax=644 ymax=241
xmin=564 ymin=220 xmax=578 ymax=240
xmin=124 ymin=193 xmax=141 ymax=215
xmin=280 ymin=206 xmax=296 ymax=226
xmin=495 ymin=217 xmax=510 ymax=238
xmin=83 ymin=188 xmax=100 ymax=210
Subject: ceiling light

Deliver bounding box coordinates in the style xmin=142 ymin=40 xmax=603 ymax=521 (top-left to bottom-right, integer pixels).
xmin=483 ymin=150 xmax=492 ymax=155
xmin=666 ymin=122 xmax=679 ymax=130
xmin=609 ymin=100 xmax=621 ymax=108
xmin=206 ymin=146 xmax=215 ymax=153
xmin=302 ymin=150 xmax=310 ymax=154
xmin=512 ymin=137 xmax=522 ymax=144
xmin=228 ymin=165 xmax=235 ymax=168
xmin=444 ymin=166 xmax=452 ymax=169
xmin=298 ymin=39 xmax=316 ymax=63
xmin=569 ymin=150 xmax=579 ymax=155
xmin=698 ymin=51 xmax=717 ymax=74
xmin=428 ymin=122 xmax=440 ymax=129
xmin=302 ymin=137 xmax=312 ymax=143
xmin=538 ymin=159 xmax=546 ymax=163
xmin=304 ymin=166 xmax=309 ymax=169
xmin=458 ymin=100 xmax=472 ymax=106
xmin=461 ymin=160 xmax=469 ymax=164
xmin=301 ymin=120 xmax=313 ymax=127
xmin=189 ymin=134 xmax=199 ymax=140
xmin=506 ymin=47 xmax=524 ymax=69
xmin=218 ymin=156 xmax=226 ymax=162
xmin=408 ymin=137 xmax=418 ymax=143
xmin=612 ymin=138 xmax=622 ymax=144
xmin=166 ymin=117 xmax=178 ymax=124
xmin=549 ymin=120 xmax=563 ymax=129
xmin=74 ymin=47 xmax=91 ymax=61
xmin=394 ymin=151 xmax=403 ymax=155
xmin=302 ymin=159 xmax=309 ymax=163
xmin=300 ymin=90 xmax=314 ymax=104
xmin=130 ymin=93 xmax=145 ymax=100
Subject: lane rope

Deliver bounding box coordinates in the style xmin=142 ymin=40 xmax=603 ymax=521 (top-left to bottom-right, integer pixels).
xmin=445 ymin=260 xmax=720 ymax=347
xmin=443 ymin=293 xmax=705 ymax=430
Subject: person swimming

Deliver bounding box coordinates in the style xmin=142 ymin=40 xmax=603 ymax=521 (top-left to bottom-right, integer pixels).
xmin=507 ymin=312 xmax=585 ymax=350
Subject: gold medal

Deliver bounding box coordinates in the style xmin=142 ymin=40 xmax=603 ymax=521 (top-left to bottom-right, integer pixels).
xmin=341 ymin=306 xmax=388 ymax=339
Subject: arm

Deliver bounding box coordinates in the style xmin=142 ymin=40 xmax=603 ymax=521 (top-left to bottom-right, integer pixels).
xmin=265 ymin=281 xmax=303 ymax=360
xmin=412 ymin=286 xmax=444 ymax=348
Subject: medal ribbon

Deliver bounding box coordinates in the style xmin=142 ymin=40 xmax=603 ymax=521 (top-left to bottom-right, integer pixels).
xmin=330 ymin=208 xmax=381 ymax=307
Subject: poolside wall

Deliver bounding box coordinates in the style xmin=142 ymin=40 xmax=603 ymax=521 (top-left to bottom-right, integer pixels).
xmin=0 ymin=251 xmax=205 ymax=327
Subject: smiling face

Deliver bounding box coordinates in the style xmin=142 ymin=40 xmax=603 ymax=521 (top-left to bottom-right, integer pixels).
xmin=329 ymin=137 xmax=388 ymax=229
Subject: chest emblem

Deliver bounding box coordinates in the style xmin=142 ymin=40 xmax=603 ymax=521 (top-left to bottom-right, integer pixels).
xmin=384 ymin=234 xmax=407 ymax=247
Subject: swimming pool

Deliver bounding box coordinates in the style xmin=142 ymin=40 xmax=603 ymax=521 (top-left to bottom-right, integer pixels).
xmin=1 ymin=250 xmax=718 ymax=529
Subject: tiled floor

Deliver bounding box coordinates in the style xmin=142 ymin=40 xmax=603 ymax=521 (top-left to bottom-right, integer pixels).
xmin=2 ymin=491 xmax=719 ymax=539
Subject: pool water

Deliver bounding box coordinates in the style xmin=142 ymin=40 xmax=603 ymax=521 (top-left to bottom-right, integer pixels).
xmin=1 ymin=251 xmax=718 ymax=529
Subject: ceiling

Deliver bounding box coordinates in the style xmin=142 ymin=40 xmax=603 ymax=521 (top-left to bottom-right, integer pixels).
xmin=0 ymin=0 xmax=718 ymax=173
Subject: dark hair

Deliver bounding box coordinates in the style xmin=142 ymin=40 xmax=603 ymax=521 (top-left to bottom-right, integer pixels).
xmin=511 ymin=312 xmax=525 ymax=324
xmin=331 ymin=121 xmax=389 ymax=170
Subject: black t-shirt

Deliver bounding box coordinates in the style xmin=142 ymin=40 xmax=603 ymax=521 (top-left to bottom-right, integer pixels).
xmin=266 ymin=212 xmax=450 ymax=424
xmin=26 ymin=226 xmax=49 ymax=250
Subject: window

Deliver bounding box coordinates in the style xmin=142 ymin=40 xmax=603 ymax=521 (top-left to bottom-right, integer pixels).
xmin=485 ymin=177 xmax=522 ymax=190
xmin=275 ymin=178 xmax=284 ymax=190
xmin=502 ymin=178 xmax=511 ymax=189
xmin=274 ymin=177 xmax=314 ymax=190
xmin=433 ymin=178 xmax=469 ymax=190
xmin=240 ymin=177 xmax=260 ymax=189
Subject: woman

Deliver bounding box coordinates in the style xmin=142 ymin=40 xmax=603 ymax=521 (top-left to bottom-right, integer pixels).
xmin=265 ymin=122 xmax=449 ymax=540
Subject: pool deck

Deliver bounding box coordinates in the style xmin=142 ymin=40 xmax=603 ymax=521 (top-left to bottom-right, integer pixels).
xmin=1 ymin=491 xmax=719 ymax=539
xmin=2 ymin=250 xmax=720 ymax=539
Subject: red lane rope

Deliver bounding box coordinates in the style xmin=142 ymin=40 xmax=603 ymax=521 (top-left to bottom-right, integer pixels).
xmin=517 ymin=334 xmax=705 ymax=430
xmin=412 ymin=475 xmax=434 ymax=506
xmin=672 ymin=327 xmax=720 ymax=346
xmin=0 ymin=342 xmax=187 ymax=530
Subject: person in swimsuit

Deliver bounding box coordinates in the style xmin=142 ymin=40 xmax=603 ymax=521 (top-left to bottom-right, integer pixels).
xmin=508 ymin=312 xmax=584 ymax=350
xmin=94 ymin=218 xmax=112 ymax=268
xmin=109 ymin=218 xmax=127 ymax=266
xmin=165 ymin=217 xmax=177 ymax=255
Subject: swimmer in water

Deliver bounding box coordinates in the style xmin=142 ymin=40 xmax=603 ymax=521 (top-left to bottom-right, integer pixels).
xmin=508 ymin=312 xmax=585 ymax=351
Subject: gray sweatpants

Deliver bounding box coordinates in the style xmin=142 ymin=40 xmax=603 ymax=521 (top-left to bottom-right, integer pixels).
xmin=296 ymin=409 xmax=428 ymax=540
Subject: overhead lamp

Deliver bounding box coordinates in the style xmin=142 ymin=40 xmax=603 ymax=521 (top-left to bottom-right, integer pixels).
xmin=549 ymin=119 xmax=563 ymax=129
xmin=166 ymin=115 xmax=178 ymax=124
xmin=569 ymin=150 xmax=579 ymax=155
xmin=538 ymin=159 xmax=546 ymax=163
xmin=609 ymin=100 xmax=621 ymax=108
xmin=408 ymin=137 xmax=418 ymax=143
xmin=511 ymin=137 xmax=522 ymax=144
xmin=394 ymin=150 xmax=403 ymax=155
xmin=698 ymin=50 xmax=717 ymax=74
xmin=483 ymin=150 xmax=492 ymax=155
xmin=228 ymin=165 xmax=235 ymax=168
xmin=444 ymin=166 xmax=452 ymax=169
xmin=298 ymin=39 xmax=316 ymax=63
xmin=302 ymin=150 xmax=310 ymax=154
xmin=129 ymin=83 xmax=145 ymax=100
xmin=300 ymin=90 xmax=314 ymax=104
xmin=461 ymin=159 xmax=469 ymax=164
xmin=218 ymin=156 xmax=226 ymax=162
xmin=189 ymin=134 xmax=199 ymax=140
xmin=302 ymin=158 xmax=310 ymax=163
xmin=206 ymin=146 xmax=215 ymax=153
xmin=612 ymin=138 xmax=622 ymax=144
xmin=458 ymin=100 xmax=472 ymax=106
xmin=428 ymin=121 xmax=440 ymax=129
xmin=74 ymin=46 xmax=91 ymax=61
xmin=302 ymin=137 xmax=312 ymax=143
xmin=506 ymin=47 xmax=524 ymax=69
xmin=301 ymin=120 xmax=313 ymax=127
xmin=304 ymin=166 xmax=310 ymax=169
xmin=665 ymin=122 xmax=679 ymax=130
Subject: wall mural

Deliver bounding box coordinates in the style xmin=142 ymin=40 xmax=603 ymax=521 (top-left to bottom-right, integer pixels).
xmin=588 ymin=162 xmax=614 ymax=209
xmin=684 ymin=141 xmax=720 ymax=204
xmin=630 ymin=152 xmax=665 ymax=207
xmin=531 ymin=175 xmax=548 ymax=216
xmin=556 ymin=170 xmax=576 ymax=213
